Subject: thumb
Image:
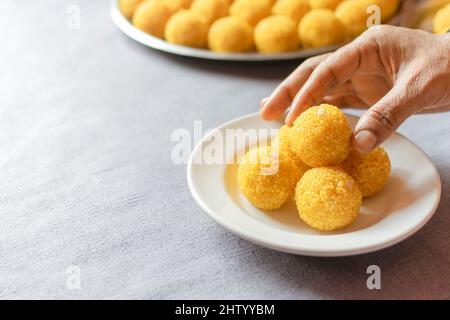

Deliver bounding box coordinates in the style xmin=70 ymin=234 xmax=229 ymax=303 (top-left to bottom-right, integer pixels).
xmin=353 ymin=85 xmax=419 ymax=153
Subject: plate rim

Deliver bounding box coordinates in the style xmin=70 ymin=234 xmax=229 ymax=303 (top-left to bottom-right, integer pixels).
xmin=187 ymin=112 xmax=442 ymax=257
xmin=110 ymin=0 xmax=341 ymax=61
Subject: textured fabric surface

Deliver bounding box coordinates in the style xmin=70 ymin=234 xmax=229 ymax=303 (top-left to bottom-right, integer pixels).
xmin=0 ymin=0 xmax=449 ymax=299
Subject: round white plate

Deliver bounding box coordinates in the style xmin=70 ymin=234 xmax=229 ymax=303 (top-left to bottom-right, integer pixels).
xmin=187 ymin=113 xmax=441 ymax=257
xmin=110 ymin=0 xmax=339 ymax=61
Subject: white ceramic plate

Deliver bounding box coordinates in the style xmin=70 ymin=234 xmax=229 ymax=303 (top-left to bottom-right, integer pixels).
xmin=187 ymin=113 xmax=441 ymax=257
xmin=110 ymin=0 xmax=339 ymax=61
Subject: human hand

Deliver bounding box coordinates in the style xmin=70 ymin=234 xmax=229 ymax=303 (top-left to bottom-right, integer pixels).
xmin=260 ymin=26 xmax=450 ymax=153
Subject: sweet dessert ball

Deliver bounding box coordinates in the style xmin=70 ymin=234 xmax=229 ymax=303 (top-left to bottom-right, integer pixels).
xmin=120 ymin=0 xmax=143 ymax=19
xmin=273 ymin=125 xmax=310 ymax=175
xmin=237 ymin=146 xmax=302 ymax=210
xmin=272 ymin=0 xmax=310 ymax=24
xmin=295 ymin=167 xmax=362 ymax=231
xmin=254 ymin=16 xmax=300 ymax=53
xmin=191 ymin=0 xmax=230 ymax=25
xmin=165 ymin=10 xmax=209 ymax=48
xmin=230 ymin=0 xmax=272 ymax=27
xmin=208 ymin=17 xmax=254 ymax=52
xmin=299 ymin=9 xmax=346 ymax=48
xmin=162 ymin=0 xmax=193 ymax=13
xmin=433 ymin=3 xmax=450 ymax=34
xmin=340 ymin=147 xmax=391 ymax=197
xmin=289 ymin=104 xmax=352 ymax=167
xmin=309 ymin=0 xmax=342 ymax=11
xmin=335 ymin=0 xmax=372 ymax=38
xmin=132 ymin=1 xmax=172 ymax=39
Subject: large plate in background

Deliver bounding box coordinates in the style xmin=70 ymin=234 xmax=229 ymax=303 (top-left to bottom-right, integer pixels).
xmin=110 ymin=0 xmax=340 ymax=61
xmin=187 ymin=113 xmax=441 ymax=257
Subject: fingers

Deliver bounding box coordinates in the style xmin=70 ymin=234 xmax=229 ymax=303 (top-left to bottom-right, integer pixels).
xmin=353 ymin=79 xmax=421 ymax=153
xmin=260 ymin=54 xmax=330 ymax=120
xmin=285 ymin=42 xmax=364 ymax=125
xmin=321 ymin=82 xmax=368 ymax=108
xmin=322 ymin=95 xmax=367 ymax=109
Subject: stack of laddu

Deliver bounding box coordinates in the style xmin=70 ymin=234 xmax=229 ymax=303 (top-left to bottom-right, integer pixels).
xmin=237 ymin=104 xmax=391 ymax=231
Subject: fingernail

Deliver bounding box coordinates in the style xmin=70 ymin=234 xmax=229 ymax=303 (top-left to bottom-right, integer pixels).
xmin=285 ymin=113 xmax=294 ymax=126
xmin=355 ymin=130 xmax=377 ymax=153
xmin=260 ymin=97 xmax=269 ymax=109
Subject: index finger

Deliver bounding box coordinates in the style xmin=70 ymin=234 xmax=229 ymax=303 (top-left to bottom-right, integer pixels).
xmin=285 ymin=42 xmax=365 ymax=125
xmin=260 ymin=54 xmax=330 ymax=120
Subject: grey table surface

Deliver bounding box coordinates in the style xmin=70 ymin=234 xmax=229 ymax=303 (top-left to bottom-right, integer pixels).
xmin=1 ymin=0 xmax=449 ymax=300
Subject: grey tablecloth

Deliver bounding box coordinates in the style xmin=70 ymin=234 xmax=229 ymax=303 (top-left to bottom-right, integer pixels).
xmin=1 ymin=0 xmax=449 ymax=300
